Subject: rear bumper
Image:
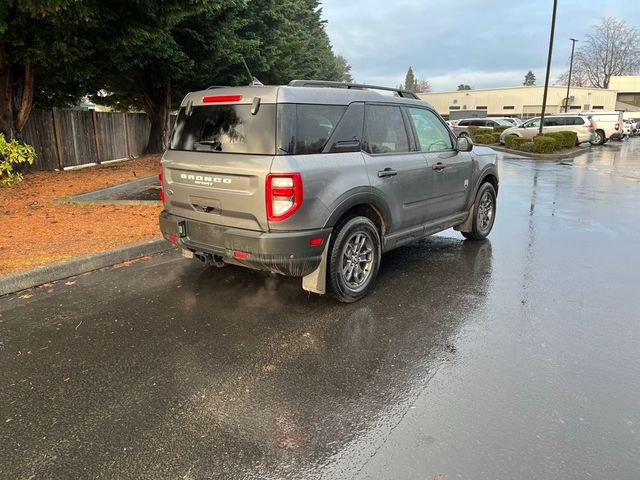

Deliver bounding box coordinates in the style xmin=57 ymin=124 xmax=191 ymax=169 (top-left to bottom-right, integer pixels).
xmin=159 ymin=211 xmax=330 ymax=277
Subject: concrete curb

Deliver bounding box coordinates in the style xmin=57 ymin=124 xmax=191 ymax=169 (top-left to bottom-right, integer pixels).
xmin=0 ymin=238 xmax=176 ymax=297
xmin=491 ymin=145 xmax=591 ymax=160
xmin=56 ymin=175 xmax=160 ymax=205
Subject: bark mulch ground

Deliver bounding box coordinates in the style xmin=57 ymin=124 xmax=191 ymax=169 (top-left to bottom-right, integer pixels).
xmin=0 ymin=155 xmax=163 ymax=276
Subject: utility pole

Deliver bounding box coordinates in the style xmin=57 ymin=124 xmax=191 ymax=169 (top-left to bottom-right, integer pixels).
xmin=564 ymin=38 xmax=578 ymax=113
xmin=539 ymin=0 xmax=558 ymax=137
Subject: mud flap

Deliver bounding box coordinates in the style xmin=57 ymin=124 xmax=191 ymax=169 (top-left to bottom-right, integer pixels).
xmin=302 ymin=234 xmax=331 ymax=295
xmin=454 ymin=205 xmax=474 ymax=233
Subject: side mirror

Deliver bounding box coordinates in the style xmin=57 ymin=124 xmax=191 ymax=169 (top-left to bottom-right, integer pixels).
xmin=457 ymin=136 xmax=473 ymax=152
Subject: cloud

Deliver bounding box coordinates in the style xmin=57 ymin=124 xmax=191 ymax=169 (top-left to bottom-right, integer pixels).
xmin=321 ymin=0 xmax=640 ymax=91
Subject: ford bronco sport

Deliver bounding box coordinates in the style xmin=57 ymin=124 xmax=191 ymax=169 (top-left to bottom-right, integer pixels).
xmin=159 ymin=80 xmax=499 ymax=302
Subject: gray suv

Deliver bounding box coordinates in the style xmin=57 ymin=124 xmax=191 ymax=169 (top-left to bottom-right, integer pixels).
xmin=159 ymin=80 xmax=499 ymax=302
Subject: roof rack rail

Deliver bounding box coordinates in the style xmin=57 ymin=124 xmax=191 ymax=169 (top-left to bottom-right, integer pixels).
xmin=288 ymin=80 xmax=420 ymax=100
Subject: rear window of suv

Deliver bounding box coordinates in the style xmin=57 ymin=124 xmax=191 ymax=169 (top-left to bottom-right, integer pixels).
xmin=170 ymin=104 xmax=276 ymax=154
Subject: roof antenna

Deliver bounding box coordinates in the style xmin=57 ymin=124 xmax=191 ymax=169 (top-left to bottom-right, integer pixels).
xmin=241 ymin=57 xmax=263 ymax=86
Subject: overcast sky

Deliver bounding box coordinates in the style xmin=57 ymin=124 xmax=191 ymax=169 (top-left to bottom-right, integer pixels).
xmin=321 ymin=0 xmax=640 ymax=91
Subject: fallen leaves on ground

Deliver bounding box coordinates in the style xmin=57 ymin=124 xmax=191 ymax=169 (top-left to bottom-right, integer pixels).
xmin=0 ymin=155 xmax=162 ymax=275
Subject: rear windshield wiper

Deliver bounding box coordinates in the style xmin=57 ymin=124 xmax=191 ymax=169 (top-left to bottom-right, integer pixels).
xmin=194 ymin=140 xmax=222 ymax=151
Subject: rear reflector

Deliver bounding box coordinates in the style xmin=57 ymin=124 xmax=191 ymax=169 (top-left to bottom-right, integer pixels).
xmin=309 ymin=237 xmax=324 ymax=246
xmin=202 ymin=94 xmax=242 ymax=103
xmin=167 ymin=235 xmax=177 ymax=243
xmin=159 ymin=162 xmax=165 ymax=204
xmin=233 ymin=251 xmax=249 ymax=259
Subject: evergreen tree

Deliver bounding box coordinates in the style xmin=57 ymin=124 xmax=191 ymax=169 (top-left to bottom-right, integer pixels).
xmin=523 ymin=70 xmax=536 ymax=86
xmin=404 ymin=66 xmax=416 ymax=91
xmin=457 ymin=84 xmax=472 ymax=90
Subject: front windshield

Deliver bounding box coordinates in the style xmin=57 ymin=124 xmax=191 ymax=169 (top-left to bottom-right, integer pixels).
xmin=523 ymin=118 xmax=540 ymax=128
xmin=496 ymin=119 xmax=513 ymax=126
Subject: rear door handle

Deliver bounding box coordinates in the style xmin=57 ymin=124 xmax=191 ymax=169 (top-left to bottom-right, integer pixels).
xmin=432 ymin=162 xmax=447 ymax=172
xmin=377 ymin=168 xmax=398 ymax=178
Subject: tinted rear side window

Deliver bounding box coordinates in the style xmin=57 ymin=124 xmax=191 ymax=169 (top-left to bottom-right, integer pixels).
xmin=295 ymin=105 xmax=346 ymax=154
xmin=543 ymin=117 xmax=564 ymax=126
xmin=363 ymin=105 xmax=410 ymax=154
xmin=170 ymin=104 xmax=275 ymax=154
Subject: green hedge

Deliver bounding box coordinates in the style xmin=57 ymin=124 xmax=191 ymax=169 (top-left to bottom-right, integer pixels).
xmin=472 ymin=134 xmax=494 ymax=145
xmin=532 ymin=136 xmax=557 ymax=153
xmin=542 ymin=131 xmax=578 ymax=148
xmin=493 ymin=125 xmax=510 ymax=133
xmin=504 ymin=135 xmax=518 ymax=148
xmin=518 ymin=141 xmax=535 ymax=152
xmin=511 ymin=136 xmax=529 ymax=149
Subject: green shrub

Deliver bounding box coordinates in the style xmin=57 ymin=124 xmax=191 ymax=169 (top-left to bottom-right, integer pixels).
xmin=503 ymin=135 xmax=518 ymax=148
xmin=518 ymin=141 xmax=535 ymax=153
xmin=0 ymin=134 xmax=36 ymax=185
xmin=472 ymin=134 xmax=493 ymax=144
xmin=491 ymin=132 xmax=501 ymax=143
xmin=467 ymin=126 xmax=479 ymax=135
xmin=544 ymin=131 xmax=577 ymax=149
xmin=511 ymin=136 xmax=528 ymax=149
xmin=559 ymin=131 xmax=578 ymax=148
xmin=532 ymin=135 xmax=558 ymax=153
xmin=493 ymin=126 xmax=510 ymax=133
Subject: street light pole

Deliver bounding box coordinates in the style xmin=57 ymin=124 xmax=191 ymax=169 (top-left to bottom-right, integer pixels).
xmin=539 ymin=0 xmax=558 ymax=137
xmin=564 ymin=38 xmax=578 ymax=113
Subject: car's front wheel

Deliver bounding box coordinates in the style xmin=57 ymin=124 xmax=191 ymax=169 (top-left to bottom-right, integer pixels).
xmin=328 ymin=216 xmax=381 ymax=303
xmin=590 ymin=129 xmax=605 ymax=145
xmin=462 ymin=183 xmax=497 ymax=241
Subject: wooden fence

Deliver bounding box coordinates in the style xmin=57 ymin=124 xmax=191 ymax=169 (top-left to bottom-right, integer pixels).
xmin=22 ymin=109 xmax=152 ymax=171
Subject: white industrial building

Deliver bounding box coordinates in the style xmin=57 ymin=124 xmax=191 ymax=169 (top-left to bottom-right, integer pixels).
xmin=418 ymin=76 xmax=640 ymax=119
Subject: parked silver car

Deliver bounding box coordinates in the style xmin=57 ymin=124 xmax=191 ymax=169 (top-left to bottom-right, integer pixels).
xmin=160 ymin=80 xmax=499 ymax=302
xmin=499 ymin=115 xmax=595 ymax=145
xmin=454 ymin=118 xmax=513 ymax=138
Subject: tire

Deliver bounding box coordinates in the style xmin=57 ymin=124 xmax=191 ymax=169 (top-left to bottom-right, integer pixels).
xmin=328 ymin=216 xmax=381 ymax=303
xmin=590 ymin=130 xmax=605 ymax=146
xmin=462 ymin=183 xmax=497 ymax=241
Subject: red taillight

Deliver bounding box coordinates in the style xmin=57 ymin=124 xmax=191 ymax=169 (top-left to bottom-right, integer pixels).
xmin=159 ymin=162 xmax=165 ymax=204
xmin=233 ymin=251 xmax=249 ymax=259
xmin=167 ymin=235 xmax=177 ymax=243
xmin=615 ymin=122 xmax=620 ymax=131
xmin=585 ymin=122 xmax=594 ymax=129
xmin=202 ymin=94 xmax=242 ymax=103
xmin=266 ymin=173 xmax=303 ymax=221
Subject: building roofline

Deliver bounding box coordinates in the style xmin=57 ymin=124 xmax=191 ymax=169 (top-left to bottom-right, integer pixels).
xmin=420 ymin=85 xmax=616 ymax=95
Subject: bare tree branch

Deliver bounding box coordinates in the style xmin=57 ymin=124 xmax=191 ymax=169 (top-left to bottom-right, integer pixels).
xmin=559 ymin=17 xmax=640 ymax=89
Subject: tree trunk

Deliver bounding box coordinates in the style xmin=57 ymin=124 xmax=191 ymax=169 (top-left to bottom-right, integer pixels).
xmin=0 ymin=41 xmax=35 ymax=140
xmin=0 ymin=42 xmax=14 ymax=140
xmin=139 ymin=71 xmax=171 ymax=154
xmin=15 ymin=61 xmax=34 ymax=134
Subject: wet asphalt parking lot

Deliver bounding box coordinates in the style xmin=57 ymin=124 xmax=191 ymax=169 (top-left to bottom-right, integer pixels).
xmin=1 ymin=140 xmax=640 ymax=479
